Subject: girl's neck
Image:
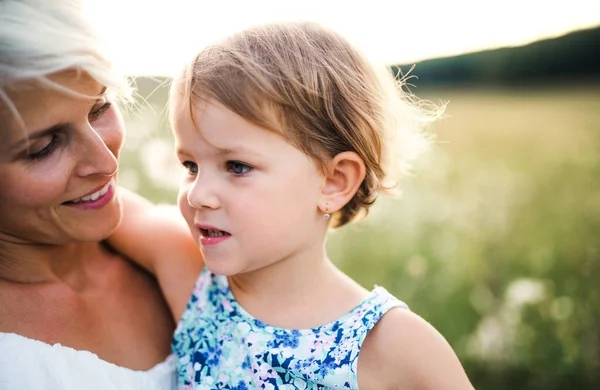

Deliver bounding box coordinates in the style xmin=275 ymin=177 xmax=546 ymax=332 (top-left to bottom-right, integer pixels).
xmin=230 ymin=250 xmax=332 ymax=298
xmin=0 ymin=239 xmax=107 ymax=286
xmin=227 ymin=246 xmax=368 ymax=329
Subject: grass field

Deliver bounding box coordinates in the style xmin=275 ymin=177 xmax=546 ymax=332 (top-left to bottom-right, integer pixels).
xmin=121 ymin=82 xmax=600 ymax=389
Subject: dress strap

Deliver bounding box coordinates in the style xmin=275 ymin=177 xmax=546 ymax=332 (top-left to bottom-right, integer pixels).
xmin=347 ymin=286 xmax=409 ymax=387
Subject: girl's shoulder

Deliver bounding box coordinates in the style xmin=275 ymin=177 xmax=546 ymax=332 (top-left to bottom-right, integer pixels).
xmin=357 ymin=308 xmax=475 ymax=389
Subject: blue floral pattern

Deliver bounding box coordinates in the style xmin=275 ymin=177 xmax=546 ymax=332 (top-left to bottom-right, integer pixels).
xmin=173 ymin=268 xmax=408 ymax=389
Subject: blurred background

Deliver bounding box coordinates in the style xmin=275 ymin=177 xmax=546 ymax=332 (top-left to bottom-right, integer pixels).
xmin=97 ymin=1 xmax=600 ymax=387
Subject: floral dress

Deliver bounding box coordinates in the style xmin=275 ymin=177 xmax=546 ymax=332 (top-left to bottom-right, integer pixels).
xmin=173 ymin=268 xmax=408 ymax=389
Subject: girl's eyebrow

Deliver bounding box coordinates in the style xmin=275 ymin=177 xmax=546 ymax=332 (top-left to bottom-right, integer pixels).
xmin=176 ymin=144 xmax=262 ymax=158
xmin=218 ymin=145 xmax=261 ymax=156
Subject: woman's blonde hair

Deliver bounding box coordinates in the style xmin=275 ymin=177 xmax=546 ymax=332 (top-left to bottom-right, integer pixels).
xmin=172 ymin=22 xmax=442 ymax=228
xmin=0 ymin=0 xmax=130 ymax=126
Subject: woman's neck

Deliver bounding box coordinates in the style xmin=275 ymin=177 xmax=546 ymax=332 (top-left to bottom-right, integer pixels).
xmin=0 ymin=239 xmax=106 ymax=286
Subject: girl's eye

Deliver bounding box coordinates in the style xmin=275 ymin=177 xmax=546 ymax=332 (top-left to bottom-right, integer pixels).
xmin=89 ymin=100 xmax=112 ymax=122
xmin=226 ymin=161 xmax=253 ymax=176
xmin=182 ymin=161 xmax=199 ymax=175
xmin=28 ymin=134 xmax=60 ymax=160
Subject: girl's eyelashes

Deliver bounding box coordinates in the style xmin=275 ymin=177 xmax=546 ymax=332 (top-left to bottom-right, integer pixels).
xmin=28 ymin=134 xmax=60 ymax=160
xmin=180 ymin=160 xmax=253 ymax=176
xmin=182 ymin=160 xmax=199 ymax=175
xmin=226 ymin=160 xmax=253 ymax=176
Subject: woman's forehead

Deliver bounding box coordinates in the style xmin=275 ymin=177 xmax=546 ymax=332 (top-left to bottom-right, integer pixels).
xmin=11 ymin=70 xmax=103 ymax=99
xmin=1 ymin=71 xmax=104 ymax=143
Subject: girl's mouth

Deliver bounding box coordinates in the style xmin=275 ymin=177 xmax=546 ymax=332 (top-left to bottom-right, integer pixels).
xmin=197 ymin=226 xmax=231 ymax=246
xmin=199 ymin=228 xmax=230 ymax=238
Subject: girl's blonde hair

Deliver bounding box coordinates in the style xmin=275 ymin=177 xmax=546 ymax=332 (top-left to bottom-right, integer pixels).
xmin=172 ymin=22 xmax=442 ymax=227
xmin=0 ymin=0 xmax=130 ymax=126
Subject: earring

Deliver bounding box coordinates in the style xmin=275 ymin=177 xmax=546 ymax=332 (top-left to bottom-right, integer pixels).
xmin=324 ymin=203 xmax=331 ymax=220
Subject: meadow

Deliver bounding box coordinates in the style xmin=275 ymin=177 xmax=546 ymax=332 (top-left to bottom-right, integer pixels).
xmin=120 ymin=80 xmax=600 ymax=389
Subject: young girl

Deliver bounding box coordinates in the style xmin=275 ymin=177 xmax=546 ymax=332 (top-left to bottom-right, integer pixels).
xmin=116 ymin=22 xmax=473 ymax=389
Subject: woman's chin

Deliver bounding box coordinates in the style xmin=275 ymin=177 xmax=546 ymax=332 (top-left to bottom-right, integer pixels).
xmin=66 ymin=203 xmax=123 ymax=243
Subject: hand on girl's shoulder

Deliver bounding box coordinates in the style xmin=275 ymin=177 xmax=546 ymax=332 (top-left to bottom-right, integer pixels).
xmin=358 ymin=308 xmax=475 ymax=390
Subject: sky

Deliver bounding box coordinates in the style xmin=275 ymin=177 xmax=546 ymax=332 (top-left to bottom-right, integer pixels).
xmin=84 ymin=0 xmax=600 ymax=76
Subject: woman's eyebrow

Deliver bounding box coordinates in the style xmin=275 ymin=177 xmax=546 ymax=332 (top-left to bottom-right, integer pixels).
xmin=9 ymin=123 xmax=67 ymax=151
xmin=95 ymin=86 xmax=108 ymax=102
xmin=7 ymin=86 xmax=106 ymax=152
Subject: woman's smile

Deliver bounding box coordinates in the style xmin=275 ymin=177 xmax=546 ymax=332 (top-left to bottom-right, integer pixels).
xmin=63 ymin=178 xmax=116 ymax=210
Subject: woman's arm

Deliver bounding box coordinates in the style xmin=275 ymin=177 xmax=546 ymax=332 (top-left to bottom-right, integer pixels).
xmin=108 ymin=187 xmax=203 ymax=321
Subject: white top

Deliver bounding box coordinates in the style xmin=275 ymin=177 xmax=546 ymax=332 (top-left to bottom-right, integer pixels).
xmin=0 ymin=332 xmax=176 ymax=390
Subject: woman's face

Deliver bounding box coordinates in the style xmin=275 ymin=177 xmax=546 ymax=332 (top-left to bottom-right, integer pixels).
xmin=0 ymin=71 xmax=125 ymax=245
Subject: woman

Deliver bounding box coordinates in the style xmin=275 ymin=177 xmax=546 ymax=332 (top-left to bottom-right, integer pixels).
xmin=0 ymin=0 xmax=202 ymax=389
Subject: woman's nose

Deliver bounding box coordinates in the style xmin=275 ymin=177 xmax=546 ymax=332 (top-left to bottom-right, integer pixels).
xmin=75 ymin=105 xmax=125 ymax=177
xmin=75 ymin=123 xmax=120 ymax=177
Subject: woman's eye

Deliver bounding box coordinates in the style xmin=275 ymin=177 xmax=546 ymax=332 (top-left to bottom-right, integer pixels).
xmin=89 ymin=100 xmax=112 ymax=121
xmin=28 ymin=134 xmax=59 ymax=160
xmin=226 ymin=161 xmax=253 ymax=176
xmin=182 ymin=161 xmax=199 ymax=175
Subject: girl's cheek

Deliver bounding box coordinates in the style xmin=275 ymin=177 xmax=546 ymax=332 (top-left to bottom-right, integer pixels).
xmin=177 ymin=188 xmax=189 ymax=214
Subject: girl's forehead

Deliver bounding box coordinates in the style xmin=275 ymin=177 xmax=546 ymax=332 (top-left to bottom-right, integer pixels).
xmin=186 ymin=99 xmax=264 ymax=139
xmin=174 ymin=100 xmax=298 ymax=159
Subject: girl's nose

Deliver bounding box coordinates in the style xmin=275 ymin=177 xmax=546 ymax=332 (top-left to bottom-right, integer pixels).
xmin=186 ymin=170 xmax=220 ymax=210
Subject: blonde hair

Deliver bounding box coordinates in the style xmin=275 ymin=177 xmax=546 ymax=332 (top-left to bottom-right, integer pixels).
xmin=0 ymin=0 xmax=130 ymax=126
xmin=172 ymin=22 xmax=442 ymax=228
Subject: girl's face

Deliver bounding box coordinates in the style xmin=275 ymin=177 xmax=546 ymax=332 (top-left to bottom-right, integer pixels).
xmin=173 ymin=98 xmax=327 ymax=276
xmin=0 ymin=71 xmax=124 ymax=245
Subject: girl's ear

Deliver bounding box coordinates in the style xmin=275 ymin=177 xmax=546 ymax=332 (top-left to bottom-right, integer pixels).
xmin=319 ymin=151 xmax=366 ymax=214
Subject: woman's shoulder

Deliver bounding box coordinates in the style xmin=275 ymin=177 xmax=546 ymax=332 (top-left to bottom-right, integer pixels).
xmin=0 ymin=332 xmax=176 ymax=390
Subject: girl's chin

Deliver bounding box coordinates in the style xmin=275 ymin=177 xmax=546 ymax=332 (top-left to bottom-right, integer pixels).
xmin=203 ymin=261 xmax=239 ymax=277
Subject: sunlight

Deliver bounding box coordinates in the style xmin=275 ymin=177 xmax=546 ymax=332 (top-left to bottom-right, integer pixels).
xmin=83 ymin=0 xmax=600 ymax=76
